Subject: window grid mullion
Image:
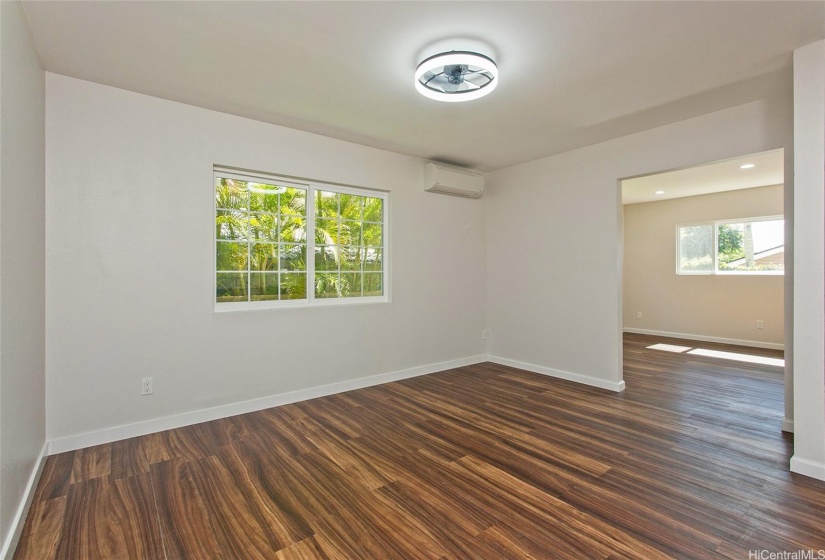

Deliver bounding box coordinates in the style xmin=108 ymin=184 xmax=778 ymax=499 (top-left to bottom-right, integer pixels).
xmin=277 ymin=191 xmax=281 ymax=301
xmin=307 ymin=185 xmax=316 ymax=304
xmin=246 ymin=187 xmax=251 ymax=301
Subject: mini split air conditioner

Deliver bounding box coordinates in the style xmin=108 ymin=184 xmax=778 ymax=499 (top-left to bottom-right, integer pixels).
xmin=423 ymin=162 xmax=485 ymax=199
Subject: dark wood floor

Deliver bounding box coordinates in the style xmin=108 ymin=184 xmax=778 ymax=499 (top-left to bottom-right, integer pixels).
xmin=15 ymin=334 xmax=825 ymax=559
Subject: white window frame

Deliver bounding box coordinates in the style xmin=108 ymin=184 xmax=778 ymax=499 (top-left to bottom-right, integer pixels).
xmin=676 ymin=215 xmax=784 ymax=276
xmin=214 ymin=168 xmax=390 ymax=312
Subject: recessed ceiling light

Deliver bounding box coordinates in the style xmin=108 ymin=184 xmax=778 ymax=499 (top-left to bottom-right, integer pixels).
xmin=655 ymin=190 xmax=665 ymax=195
xmin=415 ymin=51 xmax=498 ymax=102
xmin=740 ymin=163 xmax=755 ymax=169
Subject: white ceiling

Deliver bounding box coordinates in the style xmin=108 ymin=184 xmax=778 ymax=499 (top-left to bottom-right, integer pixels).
xmin=621 ymin=149 xmax=784 ymax=205
xmin=22 ymin=1 xmax=825 ymax=172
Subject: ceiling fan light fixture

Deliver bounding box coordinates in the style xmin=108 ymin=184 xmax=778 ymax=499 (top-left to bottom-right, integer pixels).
xmin=415 ymin=51 xmax=498 ymax=102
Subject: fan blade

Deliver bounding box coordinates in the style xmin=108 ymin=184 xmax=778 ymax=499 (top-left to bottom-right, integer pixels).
xmin=443 ymin=81 xmax=461 ymax=92
xmin=425 ymin=75 xmax=451 ymax=89
xmin=465 ymin=73 xmax=493 ymax=87
xmin=423 ymin=71 xmax=447 ymax=86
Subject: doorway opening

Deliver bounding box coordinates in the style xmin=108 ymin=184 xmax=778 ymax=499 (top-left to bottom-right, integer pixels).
xmin=618 ymin=148 xmax=790 ymax=431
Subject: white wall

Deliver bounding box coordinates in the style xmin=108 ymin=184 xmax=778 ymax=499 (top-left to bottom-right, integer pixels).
xmin=791 ymin=39 xmax=825 ymax=481
xmin=486 ymin=94 xmax=792 ymax=391
xmin=623 ymin=185 xmax=785 ymax=348
xmin=45 ymin=74 xmax=487 ymax=446
xmin=0 ymin=1 xmax=46 ymax=554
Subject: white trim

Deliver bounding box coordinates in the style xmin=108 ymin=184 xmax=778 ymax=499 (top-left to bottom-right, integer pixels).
xmin=781 ymin=418 xmax=794 ymax=433
xmin=214 ymin=295 xmax=389 ymax=313
xmin=47 ymin=355 xmax=487 ymax=454
xmin=790 ymin=455 xmax=825 ymax=482
xmin=1 ymin=442 xmax=48 ymax=560
xmin=486 ymin=355 xmax=626 ymax=392
xmin=623 ymin=327 xmax=784 ymax=351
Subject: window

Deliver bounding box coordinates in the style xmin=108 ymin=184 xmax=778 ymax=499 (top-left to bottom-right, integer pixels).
xmin=678 ymin=224 xmax=714 ymax=273
xmin=215 ymin=169 xmax=388 ymax=310
xmin=677 ymin=216 xmax=783 ymax=275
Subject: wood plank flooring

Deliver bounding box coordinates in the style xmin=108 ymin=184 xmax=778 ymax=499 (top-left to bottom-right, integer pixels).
xmin=15 ymin=334 xmax=825 ymax=559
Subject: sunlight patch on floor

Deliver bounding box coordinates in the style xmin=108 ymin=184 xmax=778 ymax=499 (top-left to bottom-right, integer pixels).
xmin=647 ymin=343 xmax=692 ymax=353
xmin=686 ymin=348 xmax=784 ymax=367
xmin=647 ymin=343 xmax=785 ymax=367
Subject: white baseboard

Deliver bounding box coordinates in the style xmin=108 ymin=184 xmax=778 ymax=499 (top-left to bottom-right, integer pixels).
xmin=781 ymin=418 xmax=794 ymax=433
xmin=1 ymin=442 xmax=48 ymax=560
xmin=623 ymin=328 xmax=784 ymax=351
xmin=48 ymin=354 xmax=488 ymax=454
xmin=790 ymin=455 xmax=825 ymax=481
xmin=486 ymin=355 xmax=626 ymax=392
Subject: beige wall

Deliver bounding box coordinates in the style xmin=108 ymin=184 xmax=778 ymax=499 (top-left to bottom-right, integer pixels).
xmin=623 ymin=185 xmax=784 ymax=346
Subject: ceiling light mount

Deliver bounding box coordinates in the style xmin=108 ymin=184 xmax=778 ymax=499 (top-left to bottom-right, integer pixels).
xmin=415 ymin=50 xmax=498 ymax=103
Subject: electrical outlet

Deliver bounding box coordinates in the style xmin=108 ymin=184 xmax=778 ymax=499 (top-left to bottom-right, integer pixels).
xmin=482 ymin=329 xmax=488 ymax=340
xmin=636 ymin=311 xmax=643 ymax=319
xmin=756 ymin=320 xmax=764 ymax=329
xmin=141 ymin=377 xmax=153 ymax=395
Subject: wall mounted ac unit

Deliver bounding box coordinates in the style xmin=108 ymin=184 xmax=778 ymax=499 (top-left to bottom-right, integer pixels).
xmin=423 ymin=162 xmax=485 ymax=199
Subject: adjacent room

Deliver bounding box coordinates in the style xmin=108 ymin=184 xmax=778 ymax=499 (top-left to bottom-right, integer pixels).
xmin=623 ymin=150 xmax=786 ymax=352
xmin=2 ymin=2 xmax=824 ymax=559
xmin=621 ymin=150 xmax=790 ymax=418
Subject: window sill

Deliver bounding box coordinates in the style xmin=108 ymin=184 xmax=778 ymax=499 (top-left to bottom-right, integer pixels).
xmin=676 ymin=271 xmax=784 ymax=276
xmin=214 ymin=296 xmax=391 ymax=313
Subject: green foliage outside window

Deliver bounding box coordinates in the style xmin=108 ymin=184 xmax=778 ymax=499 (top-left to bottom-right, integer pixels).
xmin=716 ymin=224 xmax=743 ymax=264
xmin=216 ymin=177 xmax=384 ymax=303
xmin=716 ymin=222 xmax=783 ymax=272
xmin=313 ymin=190 xmax=383 ymax=299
